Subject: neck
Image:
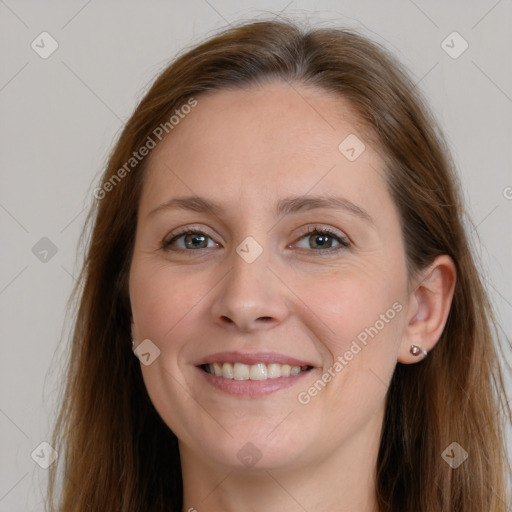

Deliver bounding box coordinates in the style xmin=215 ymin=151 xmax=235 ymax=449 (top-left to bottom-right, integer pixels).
xmin=179 ymin=411 xmax=383 ymax=512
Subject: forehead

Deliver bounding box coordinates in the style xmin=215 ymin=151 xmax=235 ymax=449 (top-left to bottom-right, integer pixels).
xmin=139 ymin=81 xmax=391 ymax=218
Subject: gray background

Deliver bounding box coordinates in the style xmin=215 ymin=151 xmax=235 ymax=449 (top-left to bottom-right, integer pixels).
xmin=1 ymin=1 xmax=511 ymax=510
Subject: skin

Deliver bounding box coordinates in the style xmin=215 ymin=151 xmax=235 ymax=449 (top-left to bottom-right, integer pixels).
xmin=129 ymin=80 xmax=456 ymax=512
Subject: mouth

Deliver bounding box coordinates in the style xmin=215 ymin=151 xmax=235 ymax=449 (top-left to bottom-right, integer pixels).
xmin=194 ymin=351 xmax=317 ymax=397
xmin=194 ymin=352 xmax=317 ymax=398
xmin=199 ymin=362 xmax=314 ymax=380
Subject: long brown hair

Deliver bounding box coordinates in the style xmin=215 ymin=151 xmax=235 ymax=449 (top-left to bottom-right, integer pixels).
xmin=47 ymin=18 xmax=512 ymax=511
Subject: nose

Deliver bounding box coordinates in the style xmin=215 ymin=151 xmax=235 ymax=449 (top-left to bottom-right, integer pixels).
xmin=209 ymin=246 xmax=290 ymax=333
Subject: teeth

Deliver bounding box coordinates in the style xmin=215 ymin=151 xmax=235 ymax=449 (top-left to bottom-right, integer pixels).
xmin=221 ymin=362 xmax=233 ymax=379
xmin=267 ymin=363 xmax=281 ymax=378
xmin=233 ymin=362 xmax=250 ymax=380
xmin=249 ymin=363 xmax=267 ymax=380
xmin=290 ymin=366 xmax=301 ymax=375
xmin=280 ymin=364 xmax=291 ymax=377
xmin=212 ymin=362 xmax=223 ymax=377
xmin=205 ymin=362 xmax=309 ymax=380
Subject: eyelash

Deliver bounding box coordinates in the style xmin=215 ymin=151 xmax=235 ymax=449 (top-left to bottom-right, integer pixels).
xmin=161 ymin=225 xmax=350 ymax=254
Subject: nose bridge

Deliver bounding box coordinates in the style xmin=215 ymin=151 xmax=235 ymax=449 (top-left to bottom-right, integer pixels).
xmin=231 ymin=235 xmax=270 ymax=295
xmin=209 ymin=234 xmax=288 ymax=330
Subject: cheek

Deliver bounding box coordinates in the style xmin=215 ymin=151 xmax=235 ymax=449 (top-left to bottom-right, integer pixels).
xmin=294 ymin=271 xmax=406 ymax=436
xmin=130 ymin=262 xmax=213 ymax=344
xmin=292 ymin=259 xmax=406 ymax=347
xmin=289 ymin=259 xmax=408 ymax=414
xmin=129 ymin=264 xmax=212 ymax=442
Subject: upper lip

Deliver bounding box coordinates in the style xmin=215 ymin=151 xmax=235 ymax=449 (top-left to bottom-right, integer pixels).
xmin=194 ymin=351 xmax=316 ymax=368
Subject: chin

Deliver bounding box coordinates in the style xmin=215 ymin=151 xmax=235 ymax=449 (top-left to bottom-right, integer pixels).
xmin=183 ymin=425 xmax=312 ymax=473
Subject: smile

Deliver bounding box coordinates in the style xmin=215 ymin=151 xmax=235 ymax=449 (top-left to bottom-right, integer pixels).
xmin=202 ymin=362 xmax=312 ymax=380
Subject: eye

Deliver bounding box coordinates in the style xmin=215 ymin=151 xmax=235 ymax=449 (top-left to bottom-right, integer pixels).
xmin=293 ymin=226 xmax=350 ymax=252
xmin=161 ymin=229 xmax=219 ymax=251
xmin=161 ymin=225 xmax=350 ymax=253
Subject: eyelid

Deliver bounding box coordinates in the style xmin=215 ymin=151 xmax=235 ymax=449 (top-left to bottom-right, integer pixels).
xmin=167 ymin=224 xmax=217 ymax=239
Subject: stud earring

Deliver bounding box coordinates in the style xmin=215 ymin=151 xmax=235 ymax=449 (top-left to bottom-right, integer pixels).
xmin=410 ymin=344 xmax=428 ymax=358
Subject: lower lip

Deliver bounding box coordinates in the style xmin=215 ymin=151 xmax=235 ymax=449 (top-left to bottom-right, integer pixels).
xmin=196 ymin=366 xmax=313 ymax=398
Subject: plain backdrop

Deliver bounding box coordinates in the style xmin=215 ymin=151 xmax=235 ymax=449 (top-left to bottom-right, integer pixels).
xmin=0 ymin=1 xmax=511 ymax=510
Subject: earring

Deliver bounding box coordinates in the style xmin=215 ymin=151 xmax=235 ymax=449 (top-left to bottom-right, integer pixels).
xmin=410 ymin=344 xmax=428 ymax=358
xmin=131 ymin=338 xmax=135 ymax=350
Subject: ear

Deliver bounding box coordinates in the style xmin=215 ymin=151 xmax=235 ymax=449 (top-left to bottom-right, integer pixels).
xmin=398 ymin=255 xmax=456 ymax=364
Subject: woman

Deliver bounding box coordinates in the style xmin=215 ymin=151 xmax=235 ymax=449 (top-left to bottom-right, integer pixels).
xmin=47 ymin=18 xmax=511 ymax=511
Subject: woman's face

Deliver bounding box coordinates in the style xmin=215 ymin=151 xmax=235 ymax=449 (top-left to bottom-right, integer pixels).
xmin=129 ymin=81 xmax=411 ymax=472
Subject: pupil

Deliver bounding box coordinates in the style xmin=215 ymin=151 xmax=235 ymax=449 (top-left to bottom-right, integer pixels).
xmin=186 ymin=233 xmax=207 ymax=249
xmin=311 ymin=234 xmax=331 ymax=248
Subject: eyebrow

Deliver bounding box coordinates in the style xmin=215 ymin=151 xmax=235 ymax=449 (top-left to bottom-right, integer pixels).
xmin=147 ymin=194 xmax=374 ymax=224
